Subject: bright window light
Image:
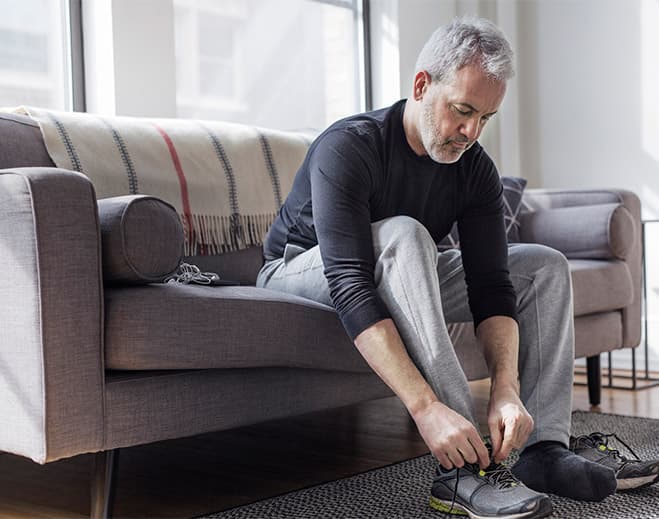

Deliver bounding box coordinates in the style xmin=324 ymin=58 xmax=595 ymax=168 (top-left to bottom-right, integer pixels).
xmin=174 ymin=0 xmax=364 ymax=131
xmin=0 ymin=0 xmax=71 ymax=110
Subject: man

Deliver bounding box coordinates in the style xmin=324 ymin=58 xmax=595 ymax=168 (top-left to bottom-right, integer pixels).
xmin=257 ymin=17 xmax=654 ymax=518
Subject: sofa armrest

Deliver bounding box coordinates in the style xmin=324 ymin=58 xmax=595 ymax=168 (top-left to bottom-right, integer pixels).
xmin=0 ymin=168 xmax=104 ymax=463
xmin=522 ymin=188 xmax=642 ymax=348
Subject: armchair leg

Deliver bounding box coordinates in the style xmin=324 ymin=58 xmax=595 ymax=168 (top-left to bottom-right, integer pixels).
xmin=586 ymin=355 xmax=602 ymax=407
xmin=91 ymin=449 xmax=119 ymax=519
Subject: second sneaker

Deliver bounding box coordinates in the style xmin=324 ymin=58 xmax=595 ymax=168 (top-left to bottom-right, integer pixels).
xmin=570 ymin=432 xmax=659 ymax=491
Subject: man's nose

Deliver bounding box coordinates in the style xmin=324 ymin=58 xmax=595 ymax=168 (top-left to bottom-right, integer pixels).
xmin=460 ymin=118 xmax=480 ymax=141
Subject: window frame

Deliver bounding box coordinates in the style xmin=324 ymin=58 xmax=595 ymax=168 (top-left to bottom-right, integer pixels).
xmin=310 ymin=0 xmax=372 ymax=111
xmin=68 ymin=0 xmax=85 ymax=111
xmin=67 ymin=0 xmax=372 ymax=115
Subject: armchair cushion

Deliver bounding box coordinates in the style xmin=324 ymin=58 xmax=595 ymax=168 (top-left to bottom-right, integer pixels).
xmin=570 ymin=259 xmax=634 ymax=316
xmin=519 ymin=203 xmax=635 ymax=260
xmin=98 ymin=195 xmax=184 ymax=284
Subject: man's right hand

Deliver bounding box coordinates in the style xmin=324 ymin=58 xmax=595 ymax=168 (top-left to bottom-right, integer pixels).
xmin=412 ymin=400 xmax=490 ymax=470
xmin=354 ymin=319 xmax=489 ymax=470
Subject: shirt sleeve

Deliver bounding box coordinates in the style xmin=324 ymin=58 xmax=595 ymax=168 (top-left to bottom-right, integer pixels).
xmin=457 ymin=148 xmax=518 ymax=328
xmin=309 ymin=128 xmax=391 ymax=340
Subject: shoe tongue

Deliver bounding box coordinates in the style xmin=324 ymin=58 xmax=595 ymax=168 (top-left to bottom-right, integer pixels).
xmin=587 ymin=432 xmax=606 ymax=447
xmin=480 ymin=461 xmax=520 ymax=489
xmin=467 ymin=441 xmax=520 ymax=488
xmin=584 ymin=433 xmax=618 ymax=453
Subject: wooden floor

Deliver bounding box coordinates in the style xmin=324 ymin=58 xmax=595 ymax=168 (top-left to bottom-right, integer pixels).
xmin=1 ymin=378 xmax=658 ymax=519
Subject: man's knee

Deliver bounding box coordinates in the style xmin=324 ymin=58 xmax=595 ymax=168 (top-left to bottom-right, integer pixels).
xmin=510 ymin=243 xmax=570 ymax=279
xmin=372 ymin=215 xmax=437 ymax=259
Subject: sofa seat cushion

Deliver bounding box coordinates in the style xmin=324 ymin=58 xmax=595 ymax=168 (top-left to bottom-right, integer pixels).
xmin=569 ymin=259 xmax=633 ymax=317
xmin=104 ymin=284 xmax=371 ymax=372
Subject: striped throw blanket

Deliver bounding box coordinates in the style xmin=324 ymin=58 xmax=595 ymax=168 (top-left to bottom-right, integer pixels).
xmin=9 ymin=106 xmax=313 ymax=256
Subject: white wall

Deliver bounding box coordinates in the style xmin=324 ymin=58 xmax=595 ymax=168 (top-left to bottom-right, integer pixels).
xmin=516 ymin=0 xmax=659 ymax=220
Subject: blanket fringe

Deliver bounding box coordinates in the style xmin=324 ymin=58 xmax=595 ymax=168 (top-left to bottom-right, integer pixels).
xmin=180 ymin=212 xmax=278 ymax=256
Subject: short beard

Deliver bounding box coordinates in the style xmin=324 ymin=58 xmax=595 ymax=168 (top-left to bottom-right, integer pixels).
xmin=419 ymin=86 xmax=469 ymax=164
xmin=419 ymin=89 xmax=443 ymax=162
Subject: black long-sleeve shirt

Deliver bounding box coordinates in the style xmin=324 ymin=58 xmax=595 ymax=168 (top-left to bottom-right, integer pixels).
xmin=263 ymin=100 xmax=517 ymax=339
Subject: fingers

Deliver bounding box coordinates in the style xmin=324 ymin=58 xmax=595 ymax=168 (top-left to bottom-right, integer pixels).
xmin=494 ymin=414 xmax=535 ymax=463
xmin=497 ymin=419 xmax=516 ymax=463
xmin=488 ymin=419 xmax=503 ymax=463
xmin=416 ymin=402 xmax=495 ymax=471
xmin=434 ymin=428 xmax=484 ymax=470
xmin=469 ymin=432 xmax=490 ymax=470
xmin=433 ymin=446 xmax=464 ymax=470
xmin=515 ymin=414 xmax=534 ymax=450
xmin=435 ymin=450 xmax=453 ymax=470
xmin=442 ymin=440 xmax=473 ymax=469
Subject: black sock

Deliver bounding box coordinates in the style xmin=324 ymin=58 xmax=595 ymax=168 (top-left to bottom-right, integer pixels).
xmin=512 ymin=441 xmax=617 ymax=501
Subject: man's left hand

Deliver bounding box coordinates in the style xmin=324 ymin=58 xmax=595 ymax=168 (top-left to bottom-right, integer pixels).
xmin=487 ymin=384 xmax=534 ymax=464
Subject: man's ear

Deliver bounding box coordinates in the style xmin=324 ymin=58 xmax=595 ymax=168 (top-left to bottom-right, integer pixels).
xmin=413 ymin=71 xmax=431 ymax=101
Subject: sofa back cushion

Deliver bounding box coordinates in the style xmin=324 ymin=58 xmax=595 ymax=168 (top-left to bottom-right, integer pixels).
xmin=184 ymin=247 xmax=264 ymax=286
xmin=98 ymin=195 xmax=184 ymax=284
xmin=0 ymin=114 xmax=55 ymax=169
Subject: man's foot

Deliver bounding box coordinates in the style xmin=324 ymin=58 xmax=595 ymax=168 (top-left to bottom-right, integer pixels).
xmin=430 ymin=459 xmax=552 ymax=518
xmin=570 ymin=432 xmax=659 ymax=491
xmin=511 ymin=441 xmax=617 ymax=501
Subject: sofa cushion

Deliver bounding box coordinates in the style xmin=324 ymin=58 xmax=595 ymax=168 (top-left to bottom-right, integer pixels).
xmin=184 ymin=246 xmax=264 ymax=286
xmin=439 ymin=176 xmax=527 ymax=249
xmin=104 ymin=284 xmax=371 ymax=372
xmin=569 ymin=259 xmax=633 ymax=316
xmin=519 ymin=203 xmax=635 ymax=260
xmin=98 ymin=195 xmax=184 ymax=284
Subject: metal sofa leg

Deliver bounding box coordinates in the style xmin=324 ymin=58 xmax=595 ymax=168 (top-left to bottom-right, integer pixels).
xmin=91 ymin=449 xmax=119 ymax=519
xmin=586 ymin=355 xmax=602 ymax=407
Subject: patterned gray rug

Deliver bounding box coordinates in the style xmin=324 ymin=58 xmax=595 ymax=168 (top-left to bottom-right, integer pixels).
xmin=203 ymin=412 xmax=659 ymax=518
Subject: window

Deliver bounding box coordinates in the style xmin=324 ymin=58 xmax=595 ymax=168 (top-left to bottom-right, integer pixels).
xmin=0 ymin=0 xmax=71 ymax=110
xmin=174 ymin=0 xmax=365 ymax=131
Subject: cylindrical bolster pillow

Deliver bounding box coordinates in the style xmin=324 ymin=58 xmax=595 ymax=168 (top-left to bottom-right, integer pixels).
xmin=98 ymin=195 xmax=183 ymax=284
xmin=519 ymin=203 xmax=635 ymax=260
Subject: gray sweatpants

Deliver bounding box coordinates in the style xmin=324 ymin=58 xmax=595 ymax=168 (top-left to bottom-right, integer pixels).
xmin=257 ymin=216 xmax=574 ymax=448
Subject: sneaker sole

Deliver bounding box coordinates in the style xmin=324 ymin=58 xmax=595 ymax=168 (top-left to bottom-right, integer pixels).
xmin=429 ymin=495 xmax=553 ymax=519
xmin=617 ymin=473 xmax=659 ymax=491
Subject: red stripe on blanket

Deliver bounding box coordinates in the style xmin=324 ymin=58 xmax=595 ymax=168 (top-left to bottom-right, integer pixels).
xmin=152 ymin=123 xmax=201 ymax=252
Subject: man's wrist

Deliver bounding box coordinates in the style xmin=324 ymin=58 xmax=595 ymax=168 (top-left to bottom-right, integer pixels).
xmin=406 ymin=390 xmax=440 ymax=420
xmin=490 ymin=373 xmax=520 ymax=395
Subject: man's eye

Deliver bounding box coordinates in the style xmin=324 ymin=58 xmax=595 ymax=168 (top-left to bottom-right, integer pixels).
xmin=453 ymin=105 xmax=471 ymax=116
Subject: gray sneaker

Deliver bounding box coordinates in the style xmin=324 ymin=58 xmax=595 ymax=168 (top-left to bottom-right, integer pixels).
xmin=430 ymin=460 xmax=553 ymax=518
xmin=570 ymin=432 xmax=659 ymax=490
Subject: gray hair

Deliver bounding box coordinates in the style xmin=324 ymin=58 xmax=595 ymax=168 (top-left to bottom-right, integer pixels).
xmin=415 ymin=16 xmax=514 ymax=83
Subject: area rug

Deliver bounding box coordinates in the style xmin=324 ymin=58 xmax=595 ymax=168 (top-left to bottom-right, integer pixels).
xmin=202 ymin=412 xmax=659 ymax=518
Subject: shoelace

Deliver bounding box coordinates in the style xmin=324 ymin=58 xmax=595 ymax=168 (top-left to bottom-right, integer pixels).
xmin=574 ymin=431 xmax=641 ymax=465
xmin=165 ymin=262 xmax=220 ymax=285
xmin=442 ymin=461 xmax=520 ymax=517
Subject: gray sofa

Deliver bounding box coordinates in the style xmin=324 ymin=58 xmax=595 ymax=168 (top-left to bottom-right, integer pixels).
xmin=0 ymin=112 xmax=641 ymax=518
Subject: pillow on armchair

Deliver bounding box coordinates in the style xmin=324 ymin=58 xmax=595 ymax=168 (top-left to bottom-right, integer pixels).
xmin=438 ymin=176 xmax=527 ymax=250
